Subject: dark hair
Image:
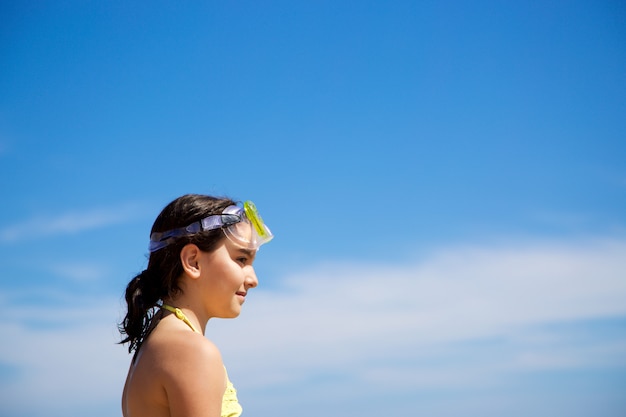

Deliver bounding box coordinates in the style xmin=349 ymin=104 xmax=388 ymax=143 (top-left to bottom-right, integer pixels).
xmin=119 ymin=194 xmax=236 ymax=354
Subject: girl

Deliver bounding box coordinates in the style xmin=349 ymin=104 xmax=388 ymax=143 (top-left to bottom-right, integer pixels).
xmin=119 ymin=194 xmax=273 ymax=417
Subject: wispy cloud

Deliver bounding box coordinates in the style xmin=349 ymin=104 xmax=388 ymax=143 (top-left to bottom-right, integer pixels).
xmin=48 ymin=262 xmax=109 ymax=282
xmin=0 ymin=203 xmax=146 ymax=243
xmin=0 ymin=296 xmax=128 ymax=417
xmin=216 ymin=237 xmax=626 ymax=371
xmin=1 ymin=236 xmax=625 ymax=417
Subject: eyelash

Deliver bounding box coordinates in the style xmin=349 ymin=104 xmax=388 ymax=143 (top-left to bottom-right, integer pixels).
xmin=236 ymin=257 xmax=248 ymax=265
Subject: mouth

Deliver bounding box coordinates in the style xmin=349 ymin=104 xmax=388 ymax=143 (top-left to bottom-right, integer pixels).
xmin=236 ymin=291 xmax=247 ymax=298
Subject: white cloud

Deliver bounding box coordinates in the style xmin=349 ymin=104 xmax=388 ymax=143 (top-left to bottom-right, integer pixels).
xmin=0 ymin=297 xmax=129 ymax=417
xmin=0 ymin=203 xmax=146 ymax=243
xmin=212 ymin=238 xmax=626 ymax=382
xmin=0 ymin=236 xmax=625 ymax=417
xmin=48 ymin=262 xmax=109 ymax=282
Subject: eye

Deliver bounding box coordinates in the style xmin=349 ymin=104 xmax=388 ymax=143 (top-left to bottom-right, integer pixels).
xmin=235 ymin=256 xmax=248 ymax=266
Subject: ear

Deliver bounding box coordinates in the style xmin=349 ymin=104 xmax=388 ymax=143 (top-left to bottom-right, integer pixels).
xmin=180 ymin=244 xmax=202 ymax=279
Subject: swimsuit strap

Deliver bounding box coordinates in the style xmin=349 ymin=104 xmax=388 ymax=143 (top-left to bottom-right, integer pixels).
xmin=161 ymin=304 xmax=201 ymax=334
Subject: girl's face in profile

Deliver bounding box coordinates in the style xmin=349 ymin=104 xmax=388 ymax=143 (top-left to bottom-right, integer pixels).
xmin=197 ymin=226 xmax=258 ymax=319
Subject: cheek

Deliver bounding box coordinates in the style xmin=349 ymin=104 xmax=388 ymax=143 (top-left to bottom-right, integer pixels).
xmin=211 ymin=259 xmax=245 ymax=287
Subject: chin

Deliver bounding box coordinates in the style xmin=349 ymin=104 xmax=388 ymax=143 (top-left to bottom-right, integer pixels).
xmin=221 ymin=310 xmax=241 ymax=319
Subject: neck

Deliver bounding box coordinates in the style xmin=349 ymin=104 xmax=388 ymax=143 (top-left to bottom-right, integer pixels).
xmin=161 ymin=300 xmax=207 ymax=334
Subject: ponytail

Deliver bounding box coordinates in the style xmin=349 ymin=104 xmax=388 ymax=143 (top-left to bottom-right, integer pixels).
xmin=119 ymin=269 xmax=163 ymax=354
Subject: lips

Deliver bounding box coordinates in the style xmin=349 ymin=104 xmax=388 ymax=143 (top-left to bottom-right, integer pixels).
xmin=236 ymin=291 xmax=247 ymax=297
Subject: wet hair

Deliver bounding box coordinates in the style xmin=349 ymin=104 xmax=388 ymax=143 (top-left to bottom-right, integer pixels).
xmin=119 ymin=194 xmax=236 ymax=354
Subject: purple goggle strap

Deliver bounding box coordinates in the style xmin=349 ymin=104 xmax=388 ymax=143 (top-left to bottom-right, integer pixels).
xmin=148 ymin=206 xmax=243 ymax=252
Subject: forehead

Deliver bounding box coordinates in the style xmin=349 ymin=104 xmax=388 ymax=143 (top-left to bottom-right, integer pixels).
xmin=224 ymin=236 xmax=257 ymax=258
xmin=224 ymin=222 xmax=257 ymax=250
xmin=228 ymin=221 xmax=252 ymax=239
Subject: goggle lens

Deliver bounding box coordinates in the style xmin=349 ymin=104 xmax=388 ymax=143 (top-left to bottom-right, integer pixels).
xmin=148 ymin=200 xmax=273 ymax=252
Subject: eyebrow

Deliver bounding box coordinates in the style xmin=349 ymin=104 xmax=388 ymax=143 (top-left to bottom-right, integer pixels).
xmin=237 ymin=248 xmax=256 ymax=258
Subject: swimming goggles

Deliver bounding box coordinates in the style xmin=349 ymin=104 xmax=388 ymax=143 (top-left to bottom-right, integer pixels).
xmin=148 ymin=201 xmax=273 ymax=252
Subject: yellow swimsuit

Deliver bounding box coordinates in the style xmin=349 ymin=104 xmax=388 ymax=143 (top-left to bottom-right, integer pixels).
xmin=162 ymin=305 xmax=243 ymax=417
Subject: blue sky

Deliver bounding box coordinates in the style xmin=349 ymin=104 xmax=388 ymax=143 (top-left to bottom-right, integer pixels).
xmin=1 ymin=1 xmax=625 ymax=416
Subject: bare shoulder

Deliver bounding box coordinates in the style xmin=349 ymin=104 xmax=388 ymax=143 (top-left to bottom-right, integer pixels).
xmin=149 ymin=325 xmax=222 ymax=365
xmin=126 ymin=324 xmax=226 ymax=417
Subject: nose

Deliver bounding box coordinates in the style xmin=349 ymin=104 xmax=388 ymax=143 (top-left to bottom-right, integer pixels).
xmin=245 ymin=266 xmax=258 ymax=289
